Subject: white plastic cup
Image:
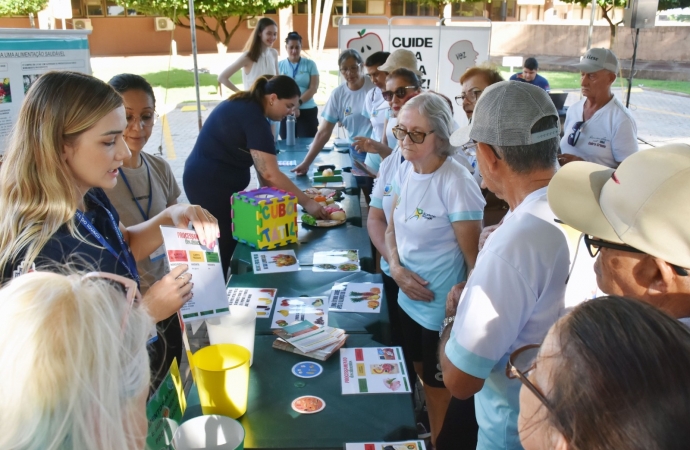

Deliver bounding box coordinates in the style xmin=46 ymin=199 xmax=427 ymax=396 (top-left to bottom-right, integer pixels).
xmin=206 ymin=306 xmax=257 ymax=366
xmin=172 ymin=415 xmax=245 ymax=450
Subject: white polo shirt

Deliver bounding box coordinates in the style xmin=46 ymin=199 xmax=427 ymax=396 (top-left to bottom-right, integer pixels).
xmin=444 ymin=187 xmax=571 ymax=450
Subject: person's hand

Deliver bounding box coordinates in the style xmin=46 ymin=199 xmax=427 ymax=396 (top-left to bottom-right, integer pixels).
xmin=479 ymin=224 xmax=500 ymax=251
xmin=143 ymin=264 xmax=193 ymax=322
xmin=445 ymin=281 xmax=466 ymax=317
xmin=294 ymin=109 xmax=301 ymax=119
xmin=168 ymin=204 xmax=219 ymax=249
xmin=303 ymin=200 xmax=329 ymax=219
xmin=392 ymin=265 xmax=434 ymax=302
xmin=557 ymin=153 xmax=585 ymax=166
xmin=353 ymin=136 xmax=378 ymax=154
xmin=291 ymin=161 xmax=310 ymax=176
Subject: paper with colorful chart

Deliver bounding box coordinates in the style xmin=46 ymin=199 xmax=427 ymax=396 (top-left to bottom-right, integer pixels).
xmin=345 ymin=441 xmax=427 ymax=450
xmin=226 ymin=287 xmax=277 ymax=319
xmin=160 ymin=226 xmax=229 ymax=323
xmin=251 ymin=250 xmax=300 ymax=274
xmin=340 ymin=347 xmax=411 ymax=395
xmin=328 ymin=282 xmax=383 ymax=313
xmin=312 ymin=249 xmax=360 ymax=272
xmin=270 ymin=297 xmax=329 ymax=329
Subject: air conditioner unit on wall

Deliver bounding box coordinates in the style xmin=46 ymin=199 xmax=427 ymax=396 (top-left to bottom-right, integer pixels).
xmin=155 ymin=17 xmax=175 ymax=31
xmin=247 ymin=16 xmax=264 ymax=29
xmin=73 ymin=18 xmax=92 ymax=30
xmin=332 ymin=15 xmax=342 ymax=27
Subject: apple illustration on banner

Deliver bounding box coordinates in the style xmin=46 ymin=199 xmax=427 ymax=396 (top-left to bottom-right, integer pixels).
xmin=347 ymin=30 xmax=384 ymax=59
xmin=448 ymin=40 xmax=479 ymax=83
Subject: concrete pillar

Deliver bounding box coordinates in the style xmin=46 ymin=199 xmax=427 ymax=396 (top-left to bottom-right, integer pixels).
xmin=279 ymin=6 xmax=294 ymax=58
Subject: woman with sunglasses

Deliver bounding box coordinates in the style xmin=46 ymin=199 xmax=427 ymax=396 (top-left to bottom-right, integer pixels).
xmin=292 ymin=49 xmax=374 ymax=177
xmin=278 ymin=31 xmax=320 ymax=139
xmin=385 ymin=93 xmax=484 ymax=446
xmin=106 ymin=73 xmax=184 ymax=388
xmin=0 ymin=270 xmax=153 ymax=449
xmin=512 ymin=296 xmax=690 ymax=450
xmin=0 ymin=71 xmax=219 ymax=328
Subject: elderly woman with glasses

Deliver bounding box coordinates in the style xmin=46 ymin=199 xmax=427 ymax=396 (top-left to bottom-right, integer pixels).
xmin=292 ymin=49 xmax=374 ymax=176
xmin=384 ymin=93 xmax=485 ymax=446
xmin=511 ymin=296 xmax=690 ymax=450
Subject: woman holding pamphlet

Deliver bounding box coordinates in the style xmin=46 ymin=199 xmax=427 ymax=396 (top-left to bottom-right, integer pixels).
xmin=184 ymin=75 xmax=328 ymax=276
xmin=0 ymin=71 xmax=219 ymax=329
xmin=385 ymin=93 xmax=484 ymax=446
xmin=106 ymin=73 xmax=184 ymax=388
xmin=0 ymin=270 xmax=152 ymax=450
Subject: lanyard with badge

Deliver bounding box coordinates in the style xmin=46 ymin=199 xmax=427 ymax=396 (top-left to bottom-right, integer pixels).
xmin=74 ymin=193 xmax=140 ymax=284
xmin=289 ymin=58 xmax=301 ymax=79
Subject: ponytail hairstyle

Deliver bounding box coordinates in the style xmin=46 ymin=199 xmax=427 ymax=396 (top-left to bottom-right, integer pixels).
xmin=229 ymin=75 xmax=301 ymax=111
xmin=0 ymin=71 xmax=124 ymax=277
xmin=244 ymin=17 xmax=278 ymax=63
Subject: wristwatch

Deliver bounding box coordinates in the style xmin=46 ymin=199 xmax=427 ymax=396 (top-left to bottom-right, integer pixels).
xmin=439 ymin=316 xmax=455 ymax=338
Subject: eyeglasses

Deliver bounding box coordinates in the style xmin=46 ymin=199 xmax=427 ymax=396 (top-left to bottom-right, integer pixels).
xmin=381 ymin=86 xmax=418 ymax=102
xmin=454 ymin=88 xmax=483 ymax=106
xmin=126 ymin=112 xmax=159 ymax=129
xmin=339 ymin=64 xmax=361 ymax=75
xmin=459 ymin=140 xmax=478 ymax=157
xmin=583 ymin=235 xmax=688 ymax=276
xmin=392 ymin=126 xmax=435 ymax=144
xmin=567 ymin=121 xmax=584 ymax=146
xmin=82 ymin=271 xmax=142 ymax=332
xmin=506 ymin=344 xmax=554 ymax=413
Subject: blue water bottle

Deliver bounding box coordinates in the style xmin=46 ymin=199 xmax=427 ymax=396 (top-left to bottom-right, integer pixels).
xmin=286 ymin=114 xmax=296 ymax=146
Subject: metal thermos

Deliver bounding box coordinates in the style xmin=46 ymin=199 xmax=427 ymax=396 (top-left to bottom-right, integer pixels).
xmin=286 ymin=114 xmax=296 ymax=146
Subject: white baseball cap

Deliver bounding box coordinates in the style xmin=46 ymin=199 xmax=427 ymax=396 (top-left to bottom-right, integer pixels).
xmin=573 ymin=48 xmax=619 ymax=74
xmin=547 ymin=144 xmax=690 ymax=269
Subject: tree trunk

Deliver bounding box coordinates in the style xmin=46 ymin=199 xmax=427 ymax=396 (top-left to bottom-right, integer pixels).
xmin=600 ymin=5 xmax=619 ymax=49
xmin=216 ymin=42 xmax=228 ymax=53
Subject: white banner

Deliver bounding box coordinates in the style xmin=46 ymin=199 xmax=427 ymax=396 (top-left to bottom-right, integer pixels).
xmin=389 ymin=26 xmax=439 ymax=91
xmin=0 ymin=29 xmax=91 ymax=154
xmin=338 ymin=24 xmax=390 ymax=61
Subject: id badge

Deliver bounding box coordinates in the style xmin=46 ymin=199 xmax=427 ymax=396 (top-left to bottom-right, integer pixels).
xmin=150 ymin=245 xmax=165 ymax=262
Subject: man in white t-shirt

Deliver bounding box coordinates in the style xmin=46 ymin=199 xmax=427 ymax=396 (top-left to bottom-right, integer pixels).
xmin=441 ymin=81 xmax=573 ymax=450
xmin=559 ymin=48 xmax=638 ymax=168
xmin=548 ymin=144 xmax=690 ymax=324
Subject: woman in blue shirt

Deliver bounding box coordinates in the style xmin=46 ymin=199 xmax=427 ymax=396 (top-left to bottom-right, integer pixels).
xmin=278 ymin=31 xmax=320 ymax=138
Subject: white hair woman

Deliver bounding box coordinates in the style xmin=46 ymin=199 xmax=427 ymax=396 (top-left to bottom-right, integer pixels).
xmin=385 ymin=93 xmax=485 ymax=445
xmin=0 ymin=271 xmax=152 ymax=449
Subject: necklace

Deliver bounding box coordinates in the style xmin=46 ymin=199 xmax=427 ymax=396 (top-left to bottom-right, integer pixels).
xmin=403 ymin=167 xmax=436 ymax=223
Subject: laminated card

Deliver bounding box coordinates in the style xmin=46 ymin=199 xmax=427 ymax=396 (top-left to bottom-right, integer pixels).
xmin=340 ymin=347 xmax=411 ymax=394
xmin=160 ymin=226 xmax=229 ymax=323
xmin=271 ymin=297 xmax=329 ymax=328
xmin=345 ymin=442 xmax=427 ymax=450
xmin=329 ymin=282 xmax=383 ymax=313
xmin=226 ymin=287 xmax=277 ymax=318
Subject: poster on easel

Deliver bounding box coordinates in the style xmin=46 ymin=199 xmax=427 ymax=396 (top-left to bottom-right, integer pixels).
xmin=0 ymin=29 xmax=92 ymax=154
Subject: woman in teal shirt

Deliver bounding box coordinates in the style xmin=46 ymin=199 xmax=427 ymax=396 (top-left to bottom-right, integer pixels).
xmin=278 ymin=31 xmax=320 ymax=138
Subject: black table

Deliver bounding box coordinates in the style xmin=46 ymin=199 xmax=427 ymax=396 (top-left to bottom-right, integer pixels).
xmin=228 ymin=272 xmax=391 ymax=344
xmin=183 ymin=334 xmax=417 ymax=450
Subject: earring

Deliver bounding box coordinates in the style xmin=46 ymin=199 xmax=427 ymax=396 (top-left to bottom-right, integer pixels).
xmin=270 ymin=102 xmax=274 ymax=106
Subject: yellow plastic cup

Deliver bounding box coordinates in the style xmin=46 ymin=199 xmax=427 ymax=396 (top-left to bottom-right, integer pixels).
xmin=193 ymin=344 xmax=250 ymax=418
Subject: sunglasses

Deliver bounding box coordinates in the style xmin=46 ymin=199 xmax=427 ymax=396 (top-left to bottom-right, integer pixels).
xmin=454 ymin=88 xmax=483 ymax=106
xmin=392 ymin=126 xmax=435 ymax=144
xmin=584 ymin=235 xmax=688 ymax=276
xmin=82 ymin=271 xmax=142 ymax=332
xmin=506 ymin=344 xmax=554 ymax=413
xmin=381 ymin=86 xmax=418 ymax=102
xmin=567 ymin=121 xmax=584 ymax=146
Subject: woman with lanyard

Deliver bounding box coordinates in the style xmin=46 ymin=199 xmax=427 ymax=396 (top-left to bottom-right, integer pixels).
xmin=385 ymin=93 xmax=484 ymax=446
xmin=0 ymin=71 xmax=219 ymax=348
xmin=106 ymin=73 xmax=184 ymax=388
xmin=184 ymin=75 xmax=328 ymax=276
xmin=217 ymin=18 xmax=279 ymax=93
xmin=278 ymin=31 xmax=319 ymax=139
xmin=292 ymin=49 xmax=374 ymax=177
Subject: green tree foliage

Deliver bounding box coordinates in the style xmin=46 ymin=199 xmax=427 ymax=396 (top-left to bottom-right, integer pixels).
xmin=0 ymin=0 xmax=48 ymax=16
xmin=120 ymin=0 xmax=298 ymax=52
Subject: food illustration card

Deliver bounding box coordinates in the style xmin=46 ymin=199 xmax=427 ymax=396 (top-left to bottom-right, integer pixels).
xmin=251 ymin=250 xmax=300 ymax=274
xmin=160 ymin=226 xmax=229 ymax=323
xmin=329 ymin=282 xmax=383 ymax=313
xmin=271 ymin=297 xmax=329 ymax=328
xmin=312 ymin=249 xmax=360 ymax=272
xmin=345 ymin=441 xmax=427 ymax=450
xmin=226 ymin=287 xmax=277 ymax=318
xmin=340 ymin=347 xmax=411 ymax=395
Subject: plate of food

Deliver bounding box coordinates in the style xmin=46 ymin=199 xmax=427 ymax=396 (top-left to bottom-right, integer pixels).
xmin=303 ymin=188 xmax=344 ymax=202
xmin=301 ymin=205 xmax=347 ymax=227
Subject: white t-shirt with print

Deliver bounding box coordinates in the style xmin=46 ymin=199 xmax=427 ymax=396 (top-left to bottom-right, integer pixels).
xmin=321 ymin=78 xmax=375 ymax=142
xmin=560 ymin=96 xmax=638 ymax=168
xmin=362 ymin=87 xmax=388 ymax=142
xmin=392 ymin=157 xmax=485 ymax=330
xmin=444 ymin=187 xmax=571 ymax=450
xmin=370 ymin=149 xmax=404 ymax=276
xmin=365 ymin=114 xmax=398 ymax=173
